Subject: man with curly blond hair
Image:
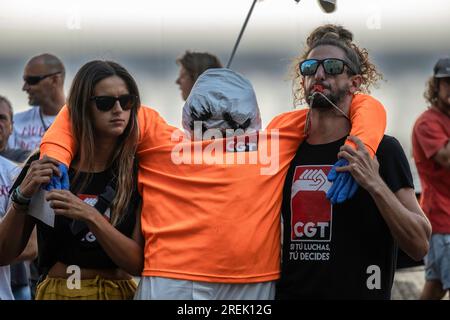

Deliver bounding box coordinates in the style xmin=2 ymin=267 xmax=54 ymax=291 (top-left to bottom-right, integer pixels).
xmin=276 ymin=24 xmax=431 ymax=300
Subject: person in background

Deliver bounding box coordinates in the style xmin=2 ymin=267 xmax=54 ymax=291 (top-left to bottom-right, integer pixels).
xmin=8 ymin=53 xmax=65 ymax=152
xmin=0 ymin=155 xmax=18 ymax=300
xmin=413 ymin=57 xmax=450 ymax=300
xmin=0 ymin=95 xmax=33 ymax=300
xmin=0 ymin=96 xmax=30 ymax=163
xmin=175 ymin=50 xmax=222 ymax=101
xmin=8 ymin=53 xmax=66 ymax=298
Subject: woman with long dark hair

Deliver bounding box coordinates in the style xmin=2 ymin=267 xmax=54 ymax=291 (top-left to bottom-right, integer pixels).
xmin=0 ymin=60 xmax=143 ymax=299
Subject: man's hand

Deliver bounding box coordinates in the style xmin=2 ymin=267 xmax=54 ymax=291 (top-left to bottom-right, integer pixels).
xmin=335 ymin=135 xmax=383 ymax=193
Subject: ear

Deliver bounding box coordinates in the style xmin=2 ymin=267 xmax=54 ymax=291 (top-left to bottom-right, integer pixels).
xmin=50 ymin=74 xmax=61 ymax=87
xmin=349 ymin=74 xmax=363 ymax=94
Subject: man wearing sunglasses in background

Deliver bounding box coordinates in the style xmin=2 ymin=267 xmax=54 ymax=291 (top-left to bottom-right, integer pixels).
xmin=275 ymin=24 xmax=431 ymax=299
xmin=8 ymin=53 xmax=65 ymax=152
xmin=6 ymin=53 xmax=65 ymax=300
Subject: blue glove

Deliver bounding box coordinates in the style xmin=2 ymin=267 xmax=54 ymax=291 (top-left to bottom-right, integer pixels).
xmin=326 ymin=159 xmax=359 ymax=204
xmin=44 ymin=163 xmax=70 ymax=191
xmin=327 ymin=158 xmax=347 ymax=182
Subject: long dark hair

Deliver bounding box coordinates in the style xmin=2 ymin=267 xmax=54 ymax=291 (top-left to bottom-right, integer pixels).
xmin=67 ymin=60 xmax=140 ymax=225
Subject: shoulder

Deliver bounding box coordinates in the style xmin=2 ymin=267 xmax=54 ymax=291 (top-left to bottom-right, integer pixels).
xmin=0 ymin=155 xmax=17 ymax=171
xmin=349 ymin=94 xmax=386 ymax=119
xmin=377 ymin=135 xmax=403 ymax=153
xmin=0 ymin=156 xmax=18 ymax=182
xmin=14 ymin=107 xmax=38 ymax=120
xmin=380 ymin=134 xmax=402 ymax=148
xmin=351 ymin=93 xmax=383 ymax=106
xmin=414 ymin=108 xmax=444 ymax=126
xmin=137 ymin=105 xmax=177 ymax=144
xmin=376 ymin=136 xmax=409 ymax=169
xmin=376 ymin=136 xmax=414 ymax=191
xmin=376 ymin=135 xmax=409 ymax=167
xmin=267 ymin=108 xmax=308 ymax=129
xmin=139 ymin=105 xmax=161 ymax=116
xmin=138 ymin=105 xmax=169 ymax=125
xmin=413 ymin=108 xmax=448 ymax=135
xmin=274 ymin=108 xmax=308 ymax=121
xmin=350 ymin=94 xmax=384 ymax=110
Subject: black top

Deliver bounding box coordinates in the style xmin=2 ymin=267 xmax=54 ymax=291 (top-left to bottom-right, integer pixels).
xmin=276 ymin=135 xmax=413 ymax=300
xmin=11 ymin=153 xmax=141 ymax=274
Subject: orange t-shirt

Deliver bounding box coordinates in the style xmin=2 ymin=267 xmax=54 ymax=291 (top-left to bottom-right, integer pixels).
xmin=40 ymin=93 xmax=385 ymax=283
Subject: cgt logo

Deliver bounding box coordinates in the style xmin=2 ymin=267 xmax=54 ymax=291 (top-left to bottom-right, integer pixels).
xmin=291 ymin=166 xmax=333 ymax=242
xmin=293 ymin=221 xmax=330 ymax=238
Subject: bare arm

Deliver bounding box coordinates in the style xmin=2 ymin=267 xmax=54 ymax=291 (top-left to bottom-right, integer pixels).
xmin=46 ymin=190 xmax=144 ymax=276
xmin=337 ymin=136 xmax=431 ymax=261
xmin=366 ymin=184 xmax=431 ymax=261
xmin=86 ymin=204 xmax=144 ymax=276
xmin=432 ymin=140 xmax=450 ymax=169
xmin=0 ymin=204 xmax=36 ymax=266
xmin=14 ymin=227 xmax=38 ymax=263
xmin=0 ymin=156 xmax=60 ymax=265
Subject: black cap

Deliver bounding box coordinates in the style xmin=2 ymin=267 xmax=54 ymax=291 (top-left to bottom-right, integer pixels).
xmin=434 ymin=57 xmax=450 ymax=78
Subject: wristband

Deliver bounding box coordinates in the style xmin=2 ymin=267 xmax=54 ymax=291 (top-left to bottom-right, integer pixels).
xmin=10 ymin=186 xmax=31 ymax=206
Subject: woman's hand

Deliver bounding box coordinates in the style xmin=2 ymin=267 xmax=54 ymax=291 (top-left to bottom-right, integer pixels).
xmin=336 ymin=135 xmax=383 ymax=192
xmin=19 ymin=156 xmax=61 ymax=198
xmin=45 ymin=190 xmax=97 ymax=222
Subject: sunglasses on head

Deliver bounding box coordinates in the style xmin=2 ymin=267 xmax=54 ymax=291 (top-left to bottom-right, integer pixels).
xmin=90 ymin=94 xmax=137 ymax=112
xmin=299 ymin=58 xmax=357 ymax=76
xmin=23 ymin=72 xmax=61 ymax=86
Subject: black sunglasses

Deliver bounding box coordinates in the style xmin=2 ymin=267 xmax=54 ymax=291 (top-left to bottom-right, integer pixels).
xmin=299 ymin=58 xmax=357 ymax=76
xmin=90 ymin=94 xmax=137 ymax=112
xmin=23 ymin=72 xmax=61 ymax=86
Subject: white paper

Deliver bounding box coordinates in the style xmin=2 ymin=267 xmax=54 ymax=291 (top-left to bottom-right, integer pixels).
xmin=28 ymin=189 xmax=55 ymax=227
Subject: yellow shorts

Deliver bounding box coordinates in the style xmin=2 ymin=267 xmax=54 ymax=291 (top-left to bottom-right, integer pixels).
xmin=35 ymin=275 xmax=137 ymax=300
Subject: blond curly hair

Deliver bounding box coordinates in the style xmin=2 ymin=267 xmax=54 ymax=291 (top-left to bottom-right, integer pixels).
xmin=291 ymin=24 xmax=383 ymax=107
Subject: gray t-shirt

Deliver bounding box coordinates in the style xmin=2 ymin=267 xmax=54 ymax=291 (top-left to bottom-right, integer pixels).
xmin=0 ymin=156 xmax=18 ymax=300
xmin=7 ymin=107 xmax=56 ymax=152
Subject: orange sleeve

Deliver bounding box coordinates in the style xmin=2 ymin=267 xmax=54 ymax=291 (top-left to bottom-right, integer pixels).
xmin=346 ymin=94 xmax=386 ymax=157
xmin=266 ymin=94 xmax=385 ymax=157
xmin=266 ymin=108 xmax=308 ymax=133
xmin=40 ymin=105 xmax=158 ymax=166
xmin=39 ymin=105 xmax=75 ymax=166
